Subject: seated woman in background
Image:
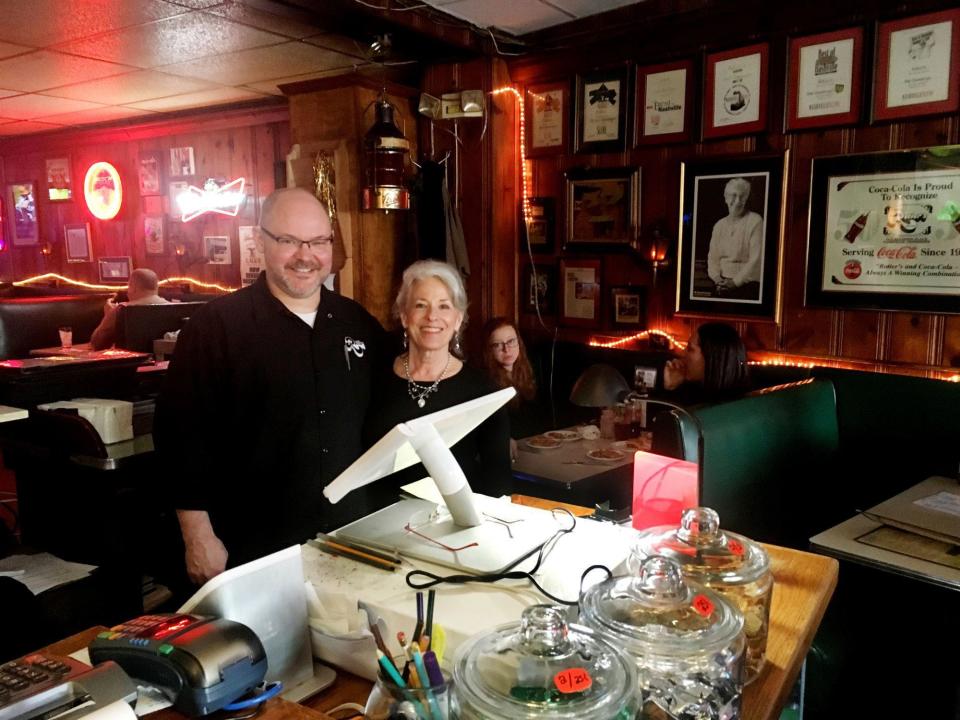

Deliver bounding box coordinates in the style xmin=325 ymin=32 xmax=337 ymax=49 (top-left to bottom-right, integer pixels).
xmin=663 ymin=321 xmax=749 ymax=403
xmin=364 ymin=260 xmax=511 ymax=500
xmin=480 ymin=317 xmax=547 ymax=440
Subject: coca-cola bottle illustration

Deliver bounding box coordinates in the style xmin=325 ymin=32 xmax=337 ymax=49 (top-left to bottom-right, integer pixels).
xmin=844 ymin=212 xmax=869 ymax=243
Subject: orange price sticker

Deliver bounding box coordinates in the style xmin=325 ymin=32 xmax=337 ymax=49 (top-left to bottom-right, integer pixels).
xmin=553 ymin=667 xmax=592 ymax=694
xmin=692 ymin=593 xmax=715 ymax=617
xmin=727 ymin=539 xmax=744 ymax=556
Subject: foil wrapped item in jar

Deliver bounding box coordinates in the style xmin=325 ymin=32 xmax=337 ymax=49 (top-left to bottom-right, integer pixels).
xmin=452 ymin=604 xmax=638 ymax=720
xmin=580 ymin=555 xmax=745 ymax=720
xmin=629 ymin=507 xmax=773 ymax=683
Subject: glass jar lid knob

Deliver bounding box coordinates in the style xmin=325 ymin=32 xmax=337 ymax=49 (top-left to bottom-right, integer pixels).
xmin=677 ymin=507 xmax=721 ymax=544
xmin=519 ymin=605 xmax=572 ymax=656
xmin=635 ymin=556 xmax=686 ymax=600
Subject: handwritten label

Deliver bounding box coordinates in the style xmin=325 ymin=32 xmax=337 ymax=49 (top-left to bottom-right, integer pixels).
xmin=727 ymin=539 xmax=744 ymax=556
xmin=554 ymin=668 xmax=592 ymax=694
xmin=692 ymin=594 xmax=715 ymax=617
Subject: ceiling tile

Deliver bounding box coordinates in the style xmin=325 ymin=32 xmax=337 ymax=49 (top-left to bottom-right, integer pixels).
xmin=0 ymin=94 xmax=105 ymax=120
xmin=0 ymin=120 xmax=65 ymax=136
xmin=0 ymin=0 xmax=185 ymax=48
xmin=429 ymin=0 xmax=572 ymax=35
xmin=40 ymin=105 xmax=157 ymax=126
xmin=205 ymin=4 xmax=325 ymax=39
xmin=303 ymin=34 xmax=368 ymax=59
xmin=0 ymin=51 xmax=133 ymax=93
xmin=0 ymin=42 xmax=35 ymax=60
xmin=126 ymin=86 xmax=267 ymax=112
xmin=43 ymin=70 xmax=218 ymax=105
xmin=548 ymin=0 xmax=641 ymax=17
xmin=159 ymin=41 xmax=356 ymax=85
xmin=55 ymin=12 xmax=285 ymax=69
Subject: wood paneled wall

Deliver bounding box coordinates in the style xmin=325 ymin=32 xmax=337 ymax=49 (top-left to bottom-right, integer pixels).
xmin=0 ymin=104 xmax=289 ymax=289
xmin=493 ymin=0 xmax=960 ymax=374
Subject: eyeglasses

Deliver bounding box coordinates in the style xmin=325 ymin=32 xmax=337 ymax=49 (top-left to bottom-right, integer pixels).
xmin=260 ymin=226 xmax=333 ymax=252
xmin=489 ymin=337 xmax=518 ymax=352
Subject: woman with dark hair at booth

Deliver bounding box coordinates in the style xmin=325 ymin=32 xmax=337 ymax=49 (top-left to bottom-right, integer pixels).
xmin=663 ymin=321 xmax=749 ymax=402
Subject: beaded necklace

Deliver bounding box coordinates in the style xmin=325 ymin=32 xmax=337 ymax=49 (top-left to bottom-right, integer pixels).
xmin=403 ymin=353 xmax=451 ymax=408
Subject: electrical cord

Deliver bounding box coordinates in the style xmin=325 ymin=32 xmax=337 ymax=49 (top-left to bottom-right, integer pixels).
xmin=405 ymin=509 xmax=613 ymax=605
xmin=222 ymin=682 xmax=283 ymax=712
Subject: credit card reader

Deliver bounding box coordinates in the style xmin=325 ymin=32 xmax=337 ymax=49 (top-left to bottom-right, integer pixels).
xmin=89 ymin=614 xmax=267 ymax=717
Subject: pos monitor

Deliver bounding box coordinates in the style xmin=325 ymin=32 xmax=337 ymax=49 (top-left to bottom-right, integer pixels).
xmin=323 ymin=387 xmax=562 ymax=574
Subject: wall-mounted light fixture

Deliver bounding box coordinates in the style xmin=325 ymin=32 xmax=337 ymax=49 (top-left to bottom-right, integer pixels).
xmin=362 ymin=97 xmax=411 ymax=212
xmin=177 ymin=177 xmax=246 ymax=222
xmin=84 ymin=161 xmax=123 ymax=220
xmin=637 ymin=222 xmax=672 ymax=286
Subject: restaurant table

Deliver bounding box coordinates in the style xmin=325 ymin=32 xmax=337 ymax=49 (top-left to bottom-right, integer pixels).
xmin=511 ymin=431 xmax=651 ymax=509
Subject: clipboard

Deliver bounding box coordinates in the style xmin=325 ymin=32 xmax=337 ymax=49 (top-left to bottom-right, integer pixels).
xmin=865 ymin=475 xmax=960 ymax=545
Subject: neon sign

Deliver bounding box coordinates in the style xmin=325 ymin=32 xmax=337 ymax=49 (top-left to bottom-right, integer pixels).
xmin=177 ymin=177 xmax=246 ymax=222
xmin=84 ymin=162 xmax=123 ymax=220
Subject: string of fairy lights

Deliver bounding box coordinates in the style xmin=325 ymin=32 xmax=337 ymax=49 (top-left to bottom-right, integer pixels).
xmin=12 ymin=272 xmax=237 ymax=294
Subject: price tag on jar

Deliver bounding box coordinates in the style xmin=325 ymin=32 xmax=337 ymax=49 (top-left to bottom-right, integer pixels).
xmin=727 ymin=539 xmax=744 ymax=556
xmin=692 ymin=594 xmax=715 ymax=617
xmin=554 ymin=667 xmax=592 ymax=693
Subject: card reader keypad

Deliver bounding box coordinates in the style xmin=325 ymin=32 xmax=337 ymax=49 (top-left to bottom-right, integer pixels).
xmin=0 ymin=654 xmax=76 ymax=708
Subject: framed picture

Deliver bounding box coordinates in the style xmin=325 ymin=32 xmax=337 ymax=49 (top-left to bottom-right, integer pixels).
xmin=805 ymin=145 xmax=960 ymax=314
xmin=633 ymin=365 xmax=658 ymax=394
xmin=703 ymin=42 xmax=769 ymax=139
xmin=169 ymin=181 xmax=189 ymax=220
xmin=204 ymin=235 xmax=232 ymax=265
xmin=574 ymin=67 xmax=629 ymax=153
xmin=522 ymin=262 xmax=555 ymax=314
xmin=873 ymin=9 xmax=960 ymax=122
xmin=565 ymin=167 xmax=640 ymax=249
xmin=636 ymin=59 xmax=694 ymax=145
xmin=63 ymin=223 xmax=92 ymax=262
xmin=611 ymin=285 xmax=646 ymax=327
xmin=786 ymin=27 xmax=864 ymax=131
xmin=525 ymin=197 xmax=555 ymax=252
xmin=560 ymin=258 xmax=601 ymax=326
xmin=46 ymin=158 xmax=72 ymax=201
xmin=144 ymin=216 xmax=165 ymax=256
xmin=239 ymin=225 xmax=263 ymax=287
xmin=526 ymin=81 xmax=568 ymax=156
xmin=98 ymin=256 xmax=131 ymax=283
xmin=138 ymin=150 xmax=163 ymax=196
xmin=676 ymin=153 xmax=788 ymax=321
xmin=170 ymin=146 xmax=195 ymax=177
xmin=9 ymin=183 xmax=38 ymax=246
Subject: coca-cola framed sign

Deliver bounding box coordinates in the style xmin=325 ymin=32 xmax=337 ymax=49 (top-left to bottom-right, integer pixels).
xmin=805 ymin=145 xmax=960 ymax=313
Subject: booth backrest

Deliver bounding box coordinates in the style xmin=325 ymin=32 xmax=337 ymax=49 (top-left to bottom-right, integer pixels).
xmin=0 ymin=294 xmax=112 ymax=360
xmin=115 ymin=302 xmax=205 ymax=353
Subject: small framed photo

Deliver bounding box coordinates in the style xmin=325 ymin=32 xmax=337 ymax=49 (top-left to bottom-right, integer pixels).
xmin=565 ymin=167 xmax=640 ymax=249
xmin=138 ymin=150 xmax=163 ymax=196
xmin=170 ymin=146 xmax=195 ymax=177
xmin=703 ymin=42 xmax=769 ymax=139
xmin=64 ymin=223 xmax=92 ymax=263
xmin=203 ymin=235 xmax=231 ymax=265
xmin=787 ymin=27 xmax=864 ymax=131
xmin=9 ymin=183 xmax=38 ymax=246
xmin=636 ymin=59 xmax=694 ymax=145
xmin=611 ymin=285 xmax=646 ymax=327
xmin=169 ymin=181 xmax=189 ymax=220
xmin=560 ymin=258 xmax=601 ymax=327
xmin=633 ymin=365 xmax=658 ymax=394
xmin=676 ymin=153 xmax=788 ymax=321
xmin=46 ymin=158 xmax=72 ymax=201
xmin=873 ymin=9 xmax=960 ymax=122
xmin=525 ymin=197 xmax=555 ymax=252
xmin=526 ymin=81 xmax=568 ymax=157
xmin=574 ymin=67 xmax=629 ymax=153
xmin=98 ymin=256 xmax=132 ymax=283
xmin=522 ymin=262 xmax=555 ymax=314
xmin=144 ymin=216 xmax=165 ymax=256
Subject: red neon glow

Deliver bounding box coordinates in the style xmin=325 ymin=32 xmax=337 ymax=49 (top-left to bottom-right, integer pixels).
xmin=84 ymin=162 xmax=123 ymax=220
xmin=178 ymin=177 xmax=246 ymax=222
xmin=13 ymin=272 xmax=237 ymax=293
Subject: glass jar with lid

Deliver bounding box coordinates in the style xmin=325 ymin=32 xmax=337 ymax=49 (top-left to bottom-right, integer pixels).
xmin=452 ymin=604 xmax=638 ymax=720
xmin=629 ymin=507 xmax=772 ymax=683
xmin=580 ymin=555 xmax=745 ymax=720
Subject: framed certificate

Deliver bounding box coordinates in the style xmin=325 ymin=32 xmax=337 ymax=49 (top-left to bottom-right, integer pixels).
xmin=703 ymin=43 xmax=769 ymax=140
xmin=873 ymin=9 xmax=960 ymax=122
xmin=575 ymin=68 xmax=629 ymax=154
xmin=805 ymin=145 xmax=960 ymax=314
xmin=636 ymin=59 xmax=694 ymax=145
xmin=526 ymin=81 xmax=568 ymax=157
xmin=786 ymin=27 xmax=863 ymax=131
xmin=560 ymin=258 xmax=601 ymax=326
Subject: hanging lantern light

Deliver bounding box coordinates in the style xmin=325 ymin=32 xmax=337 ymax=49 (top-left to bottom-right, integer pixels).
xmin=361 ymin=98 xmax=410 ymax=212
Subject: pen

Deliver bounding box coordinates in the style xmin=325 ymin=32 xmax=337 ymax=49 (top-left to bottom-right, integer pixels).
xmin=412 ymin=592 xmax=424 ymax=644
xmin=315 ymin=532 xmax=401 ymax=565
xmin=424 ymin=589 xmax=435 ymax=648
xmin=307 ymin=539 xmax=396 ymax=572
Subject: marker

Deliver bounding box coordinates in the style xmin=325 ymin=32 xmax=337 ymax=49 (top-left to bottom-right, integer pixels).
xmin=412 ymin=646 xmax=443 ymax=720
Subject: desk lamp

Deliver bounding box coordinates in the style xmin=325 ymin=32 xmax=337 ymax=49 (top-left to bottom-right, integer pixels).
xmin=569 ymin=364 xmax=630 ymax=407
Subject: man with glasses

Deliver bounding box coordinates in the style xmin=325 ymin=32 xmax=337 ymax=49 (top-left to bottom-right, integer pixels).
xmin=155 ymin=188 xmax=385 ymax=587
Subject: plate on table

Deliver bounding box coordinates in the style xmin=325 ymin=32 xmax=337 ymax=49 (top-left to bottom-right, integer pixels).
xmin=526 ymin=435 xmax=563 ymax=451
xmin=586 ymin=448 xmax=627 ymax=464
xmin=545 ymin=430 xmax=581 ymax=442
xmin=612 ymin=436 xmax=652 ymax=453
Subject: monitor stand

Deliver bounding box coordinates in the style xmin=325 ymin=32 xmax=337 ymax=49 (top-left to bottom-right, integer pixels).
xmin=334 ymin=495 xmax=562 ymax=575
xmin=283 ymin=662 xmax=336 ymax=703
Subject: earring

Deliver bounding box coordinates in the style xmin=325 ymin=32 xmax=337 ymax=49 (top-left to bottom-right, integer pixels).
xmin=452 ymin=332 xmax=461 ymax=356
xmin=402 ymin=330 xmax=408 ymax=351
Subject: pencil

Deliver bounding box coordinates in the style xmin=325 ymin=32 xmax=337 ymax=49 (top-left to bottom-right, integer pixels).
xmin=316 ymin=532 xmax=401 ymax=565
xmin=307 ymin=539 xmax=396 ymax=572
xmin=412 ymin=591 xmax=424 ymax=644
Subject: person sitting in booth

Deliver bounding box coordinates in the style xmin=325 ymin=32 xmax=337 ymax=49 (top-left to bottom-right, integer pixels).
xmin=364 ymin=260 xmax=511 ymax=503
xmin=89 ymin=268 xmax=170 ymax=350
xmin=663 ymin=321 xmax=749 ymax=404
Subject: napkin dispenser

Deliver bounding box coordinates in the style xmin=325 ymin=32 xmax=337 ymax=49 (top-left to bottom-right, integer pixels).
xmin=38 ymin=398 xmax=134 ymax=444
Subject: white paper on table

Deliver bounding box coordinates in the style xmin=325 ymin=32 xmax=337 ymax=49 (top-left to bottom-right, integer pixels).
xmin=0 ymin=553 xmax=96 ymax=594
xmin=914 ymin=491 xmax=960 ymax=518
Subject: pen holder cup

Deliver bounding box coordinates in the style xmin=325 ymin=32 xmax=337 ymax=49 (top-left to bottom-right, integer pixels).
xmin=365 ymin=666 xmax=453 ymax=720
